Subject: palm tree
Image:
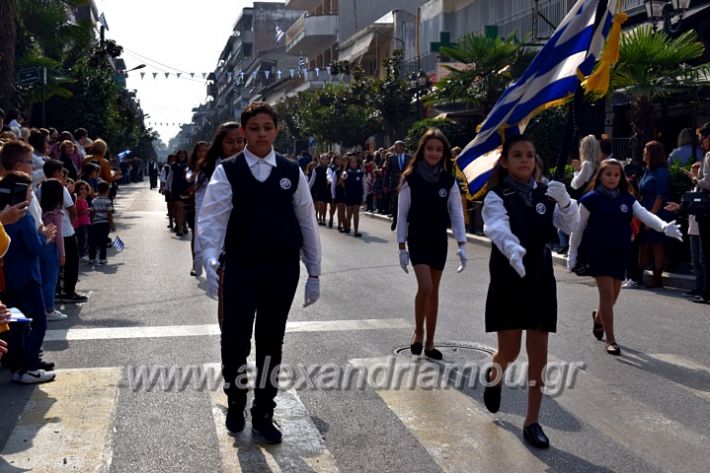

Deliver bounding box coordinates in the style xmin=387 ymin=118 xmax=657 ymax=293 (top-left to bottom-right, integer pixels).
xmin=426 ymin=33 xmax=533 ymax=113
xmin=612 ymin=24 xmax=710 ymax=160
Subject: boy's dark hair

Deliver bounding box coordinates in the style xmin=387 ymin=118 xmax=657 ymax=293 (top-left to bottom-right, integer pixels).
xmin=599 ymin=139 xmax=612 ymax=157
xmin=97 ymin=181 xmax=111 ymax=193
xmin=43 ymin=158 xmax=64 ymax=178
xmin=241 ymin=102 xmax=278 ymax=128
xmin=40 ymin=178 xmax=65 ymax=212
xmin=0 ymin=170 xmax=32 ymax=187
xmin=74 ymin=128 xmax=88 ymax=139
xmin=0 ymin=140 xmax=34 ymax=170
xmin=28 ymin=129 xmax=47 ymax=153
xmin=81 ymin=161 xmax=100 ymax=175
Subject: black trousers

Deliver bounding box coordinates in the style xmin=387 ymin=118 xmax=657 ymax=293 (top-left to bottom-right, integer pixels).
xmin=698 ymin=215 xmax=710 ymax=299
xmin=220 ymin=259 xmax=299 ymax=415
xmin=89 ymin=222 xmax=110 ymax=260
xmin=62 ymin=235 xmax=79 ymax=295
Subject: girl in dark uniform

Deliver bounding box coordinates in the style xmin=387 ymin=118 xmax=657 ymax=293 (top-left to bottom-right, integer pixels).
xmin=342 ymin=156 xmax=366 ymax=236
xmin=481 ymin=134 xmax=578 ymax=449
xmin=568 ymin=159 xmax=681 ymax=355
xmin=396 ymin=128 xmax=468 ymax=360
xmin=333 ymin=156 xmax=347 ymax=232
xmin=309 ymin=155 xmax=331 ymax=225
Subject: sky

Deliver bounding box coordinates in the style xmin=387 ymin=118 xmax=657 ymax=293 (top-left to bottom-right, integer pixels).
xmin=99 ymin=0 xmax=282 ymax=144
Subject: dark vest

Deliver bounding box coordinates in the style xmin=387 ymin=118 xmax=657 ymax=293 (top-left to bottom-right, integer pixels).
xmin=344 ymin=168 xmax=364 ymax=197
xmin=222 ymin=153 xmax=303 ymax=264
xmin=490 ymin=183 xmax=558 ymax=280
xmin=406 ymin=170 xmax=455 ymax=239
xmin=581 ymin=190 xmax=636 ymax=251
xmin=313 ymin=166 xmax=328 ymax=190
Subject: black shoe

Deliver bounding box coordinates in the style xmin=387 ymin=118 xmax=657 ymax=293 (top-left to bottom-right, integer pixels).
xmin=176 ymin=232 xmax=184 ymax=237
xmin=592 ymin=311 xmax=604 ymax=341
xmin=58 ymin=292 xmax=88 ymax=303
xmin=390 ymin=220 xmax=397 ymax=231
xmin=410 ymin=341 xmax=423 ymax=356
xmin=353 ymin=232 xmax=362 ymax=237
xmin=190 ymin=270 xmax=196 ymax=277
xmin=225 ymin=405 xmax=246 ymax=434
xmin=251 ymin=414 xmax=282 ymax=444
xmin=606 ymin=342 xmax=621 ymax=356
xmin=424 ymin=348 xmax=443 ymax=360
xmin=692 ymin=295 xmax=710 ymax=304
xmin=328 ymin=217 xmax=333 ymax=228
xmin=38 ymin=360 xmax=55 ymax=371
xmin=523 ymin=423 xmax=550 ymax=449
xmin=483 ymin=367 xmax=502 ymax=413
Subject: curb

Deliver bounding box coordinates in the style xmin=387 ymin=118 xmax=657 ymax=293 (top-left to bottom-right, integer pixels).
xmin=364 ymin=211 xmax=695 ymax=291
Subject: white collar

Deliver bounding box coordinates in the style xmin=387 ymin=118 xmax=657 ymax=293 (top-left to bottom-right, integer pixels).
xmin=244 ymin=147 xmax=276 ymax=167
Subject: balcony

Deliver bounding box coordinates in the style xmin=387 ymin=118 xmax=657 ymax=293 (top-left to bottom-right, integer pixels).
xmin=285 ymin=0 xmax=322 ymax=10
xmin=285 ymin=13 xmax=338 ymax=56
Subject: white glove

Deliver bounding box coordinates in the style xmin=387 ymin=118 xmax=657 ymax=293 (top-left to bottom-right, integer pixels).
xmin=456 ymin=247 xmax=468 ymax=273
xmin=399 ymin=249 xmax=410 ymax=274
xmin=509 ymin=245 xmax=527 ymax=278
xmin=566 ymin=248 xmax=577 ymax=272
xmin=662 ymin=220 xmax=683 ymax=242
xmin=545 ymin=181 xmax=571 ymax=208
xmin=205 ymin=257 xmax=220 ymax=299
xmin=304 ymin=277 xmax=320 ymax=307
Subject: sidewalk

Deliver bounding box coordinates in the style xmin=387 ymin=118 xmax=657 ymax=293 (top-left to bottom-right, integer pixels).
xmin=364 ymin=212 xmax=695 ymax=291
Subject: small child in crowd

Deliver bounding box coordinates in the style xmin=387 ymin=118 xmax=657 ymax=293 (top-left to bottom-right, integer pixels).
xmin=88 ymin=181 xmax=114 ymax=265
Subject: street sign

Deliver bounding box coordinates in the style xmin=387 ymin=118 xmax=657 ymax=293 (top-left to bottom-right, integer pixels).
xmin=19 ymin=67 xmax=41 ymax=86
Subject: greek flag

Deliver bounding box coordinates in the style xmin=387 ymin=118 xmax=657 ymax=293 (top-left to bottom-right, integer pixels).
xmin=112 ymin=236 xmax=125 ymax=252
xmin=457 ymin=0 xmax=618 ymax=196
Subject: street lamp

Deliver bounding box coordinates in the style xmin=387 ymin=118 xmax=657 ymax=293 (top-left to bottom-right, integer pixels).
xmin=644 ymin=0 xmax=691 ymax=34
xmin=409 ymin=69 xmax=430 ymax=120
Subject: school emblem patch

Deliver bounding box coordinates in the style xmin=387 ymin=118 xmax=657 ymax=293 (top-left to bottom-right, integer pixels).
xmin=536 ymin=203 xmax=547 ymax=215
xmin=279 ymin=178 xmax=292 ymax=190
xmin=438 ymin=188 xmax=448 ymax=198
xmin=620 ymin=204 xmax=629 ymax=213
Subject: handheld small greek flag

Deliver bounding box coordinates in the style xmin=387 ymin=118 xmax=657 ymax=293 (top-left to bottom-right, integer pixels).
xmin=112 ymin=236 xmax=125 ymax=252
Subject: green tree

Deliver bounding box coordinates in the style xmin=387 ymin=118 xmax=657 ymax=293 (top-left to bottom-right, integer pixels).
xmin=373 ymin=49 xmax=415 ymax=142
xmin=612 ymin=24 xmax=710 ymax=160
xmin=405 ymin=118 xmax=475 ymax=150
xmin=427 ymin=33 xmax=532 ymax=112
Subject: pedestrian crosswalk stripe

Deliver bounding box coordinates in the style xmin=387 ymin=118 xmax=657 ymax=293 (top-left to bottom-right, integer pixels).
xmin=0 ymin=367 xmax=121 ymax=472
xmin=208 ymin=364 xmax=339 ymax=473
xmin=43 ymin=318 xmax=410 ymax=342
xmin=351 ymin=356 xmax=548 ymax=472
xmin=621 ymin=352 xmax=710 ymax=401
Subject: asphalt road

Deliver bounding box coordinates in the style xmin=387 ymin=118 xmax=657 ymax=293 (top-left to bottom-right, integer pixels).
xmin=1 ymin=181 xmax=709 ymax=473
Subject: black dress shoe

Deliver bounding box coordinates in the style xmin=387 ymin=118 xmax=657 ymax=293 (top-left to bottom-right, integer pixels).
xmin=410 ymin=341 xmax=423 ymax=356
xmin=483 ymin=367 xmax=502 ymax=413
xmin=523 ymin=423 xmax=550 ymax=449
xmin=606 ymin=342 xmax=621 ymax=356
xmin=38 ymin=360 xmax=55 ymax=371
xmin=252 ymin=414 xmax=282 ymax=444
xmin=424 ymin=348 xmax=443 ymax=360
xmin=225 ymin=405 xmax=246 ymax=434
xmin=592 ymin=310 xmax=604 ymax=341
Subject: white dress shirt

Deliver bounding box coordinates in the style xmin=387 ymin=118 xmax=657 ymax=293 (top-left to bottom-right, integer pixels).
xmin=197 ymin=147 xmax=321 ymax=276
xmin=396 ymin=181 xmax=467 ymax=244
xmin=482 ymin=182 xmax=579 ymax=261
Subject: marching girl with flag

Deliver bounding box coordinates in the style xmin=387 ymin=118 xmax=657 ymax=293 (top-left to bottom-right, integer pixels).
xmin=481 ymin=134 xmax=578 ymax=449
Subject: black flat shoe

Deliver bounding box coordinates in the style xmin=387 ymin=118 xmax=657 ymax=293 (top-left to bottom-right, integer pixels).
xmin=328 ymin=217 xmax=333 ymax=228
xmin=606 ymin=342 xmax=621 ymax=356
xmin=353 ymin=232 xmax=362 ymax=237
xmin=483 ymin=367 xmax=502 ymax=413
xmin=592 ymin=310 xmax=604 ymax=341
xmin=410 ymin=341 xmax=423 ymax=356
xmin=225 ymin=405 xmax=246 ymax=434
xmin=523 ymin=423 xmax=550 ymax=449
xmin=251 ymin=414 xmax=282 ymax=444
xmin=424 ymin=348 xmax=443 ymax=360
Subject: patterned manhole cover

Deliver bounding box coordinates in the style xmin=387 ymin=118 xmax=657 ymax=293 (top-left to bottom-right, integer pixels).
xmin=394 ymin=342 xmax=494 ymax=364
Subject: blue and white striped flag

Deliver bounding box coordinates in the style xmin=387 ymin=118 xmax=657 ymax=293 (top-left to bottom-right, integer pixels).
xmin=112 ymin=236 xmax=125 ymax=252
xmin=457 ymin=0 xmax=618 ymax=196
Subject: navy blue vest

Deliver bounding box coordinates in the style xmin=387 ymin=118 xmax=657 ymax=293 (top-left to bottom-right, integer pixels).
xmin=406 ymin=170 xmax=455 ymax=239
xmin=344 ymin=168 xmax=364 ymax=198
xmin=222 ymin=153 xmax=303 ymax=264
xmin=580 ymin=190 xmax=636 ymax=252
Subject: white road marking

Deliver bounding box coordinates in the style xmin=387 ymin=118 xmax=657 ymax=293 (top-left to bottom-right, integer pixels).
xmin=0 ymin=367 xmax=121 ymax=473
xmin=43 ymin=318 xmax=409 ymax=342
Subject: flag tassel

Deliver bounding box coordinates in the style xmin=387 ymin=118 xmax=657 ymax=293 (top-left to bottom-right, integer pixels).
xmin=582 ymin=12 xmax=628 ymax=97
